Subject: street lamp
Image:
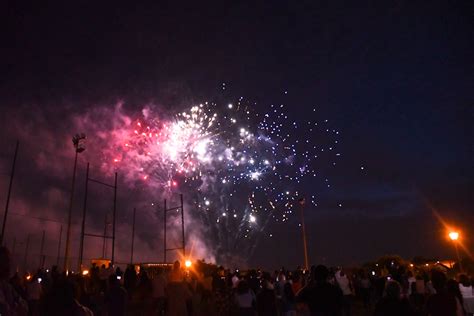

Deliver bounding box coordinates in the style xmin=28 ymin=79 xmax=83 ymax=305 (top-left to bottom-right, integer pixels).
xmin=64 ymin=133 xmax=86 ymax=273
xmin=448 ymin=231 xmax=463 ymax=272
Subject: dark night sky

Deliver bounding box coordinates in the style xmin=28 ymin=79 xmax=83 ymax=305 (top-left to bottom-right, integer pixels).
xmin=0 ymin=1 xmax=473 ymax=269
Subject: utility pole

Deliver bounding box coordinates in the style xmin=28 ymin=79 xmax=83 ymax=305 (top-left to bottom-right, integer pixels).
xmin=111 ymin=173 xmax=117 ymax=266
xmin=180 ymin=194 xmax=185 ymax=257
xmin=130 ymin=208 xmax=136 ymax=264
xmin=163 ymin=199 xmax=167 ymax=263
xmin=39 ymin=230 xmax=45 ymax=269
xmin=56 ymin=226 xmax=62 ymax=267
xmin=1 ymin=140 xmax=19 ymax=245
xmin=102 ymin=214 xmax=108 ymax=258
xmin=23 ymin=234 xmax=30 ymax=272
xmin=12 ymin=237 xmax=16 ymax=255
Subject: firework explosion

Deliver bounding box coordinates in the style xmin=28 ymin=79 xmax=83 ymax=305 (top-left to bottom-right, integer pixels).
xmin=99 ymin=96 xmax=340 ymax=261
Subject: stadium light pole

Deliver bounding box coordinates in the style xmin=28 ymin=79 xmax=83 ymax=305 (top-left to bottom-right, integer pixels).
xmin=63 ymin=133 xmax=86 ymax=273
xmin=449 ymin=231 xmax=463 ymax=272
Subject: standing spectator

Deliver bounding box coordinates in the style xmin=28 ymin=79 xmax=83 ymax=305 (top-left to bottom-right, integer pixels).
xmin=41 ymin=279 xmax=92 ymax=316
xmin=234 ymin=280 xmax=256 ymax=316
xmin=297 ymin=265 xmax=343 ymax=316
xmin=232 ymin=272 xmax=240 ymax=289
xmin=458 ymin=274 xmax=473 ymax=298
xmin=447 ymin=279 xmax=465 ymax=315
xmin=359 ymin=273 xmax=371 ymax=309
xmin=105 ymin=274 xmax=127 ymax=316
xmin=151 ymin=267 xmax=166 ymax=316
xmin=335 ymin=269 xmax=353 ymax=316
xmin=374 ymin=280 xmax=415 ymax=316
xmin=99 ymin=264 xmax=108 ymax=292
xmin=26 ymin=275 xmax=42 ymax=316
xmin=282 ymin=282 xmax=297 ymax=316
xmin=291 ymin=271 xmax=302 ymax=295
xmin=124 ymin=264 xmax=137 ymax=296
xmin=426 ymin=270 xmax=463 ymax=316
xmin=0 ymin=247 xmax=28 ymax=316
xmin=166 ymin=261 xmax=191 ymax=316
xmin=257 ymin=274 xmax=278 ymax=316
xmin=135 ymin=269 xmax=153 ymax=315
xmin=407 ymin=271 xmax=417 ymax=296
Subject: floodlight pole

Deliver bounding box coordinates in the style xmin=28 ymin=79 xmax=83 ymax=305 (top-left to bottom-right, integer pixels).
xmin=64 ymin=133 xmax=85 ymax=273
xmin=78 ymin=163 xmax=89 ymax=270
xmin=1 ymin=140 xmax=19 ymax=245
xmin=64 ymin=149 xmax=79 ymax=272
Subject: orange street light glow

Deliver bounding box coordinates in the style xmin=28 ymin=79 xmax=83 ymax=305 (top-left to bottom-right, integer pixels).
xmin=185 ymin=260 xmax=192 ymax=268
xmin=449 ymin=231 xmax=459 ymax=241
xmin=82 ymin=270 xmax=89 ymax=276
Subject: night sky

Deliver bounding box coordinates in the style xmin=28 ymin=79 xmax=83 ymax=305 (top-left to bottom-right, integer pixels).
xmin=1 ymin=1 xmax=472 ymax=269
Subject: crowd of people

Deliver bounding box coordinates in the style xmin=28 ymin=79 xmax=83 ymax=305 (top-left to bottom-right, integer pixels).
xmin=0 ymin=246 xmax=473 ymax=316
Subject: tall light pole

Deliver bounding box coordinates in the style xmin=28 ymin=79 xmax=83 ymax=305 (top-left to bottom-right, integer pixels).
xmin=64 ymin=133 xmax=85 ymax=273
xmin=298 ymin=197 xmax=309 ymax=270
xmin=1 ymin=140 xmax=19 ymax=245
xmin=130 ymin=207 xmax=136 ymax=264
xmin=449 ymin=231 xmax=463 ymax=272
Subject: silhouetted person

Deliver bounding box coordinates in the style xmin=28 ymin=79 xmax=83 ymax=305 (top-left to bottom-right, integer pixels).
xmin=123 ymin=265 xmax=137 ymax=296
xmin=105 ymin=274 xmax=127 ymax=316
xmin=135 ymin=269 xmax=153 ymax=315
xmin=257 ymin=274 xmax=278 ymax=316
xmin=166 ymin=261 xmax=191 ymax=316
xmin=0 ymin=246 xmax=28 ymax=316
xmin=282 ymin=282 xmax=297 ymax=316
xmin=374 ymin=280 xmax=415 ymax=316
xmin=426 ymin=270 xmax=463 ymax=316
xmin=151 ymin=267 xmax=166 ymax=316
xmin=447 ymin=279 xmax=465 ymax=315
xmin=41 ymin=278 xmax=92 ymax=316
xmin=335 ymin=269 xmax=353 ymax=316
xmin=359 ymin=273 xmax=371 ymax=309
xmin=458 ymin=274 xmax=473 ymax=298
xmin=234 ymin=280 xmax=256 ymax=316
xmin=26 ymin=274 xmax=42 ymax=316
xmin=297 ymin=265 xmax=343 ymax=316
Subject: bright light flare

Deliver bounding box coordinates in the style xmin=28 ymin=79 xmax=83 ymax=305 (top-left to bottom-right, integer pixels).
xmin=185 ymin=260 xmax=192 ymax=268
xmin=449 ymin=231 xmax=459 ymax=241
